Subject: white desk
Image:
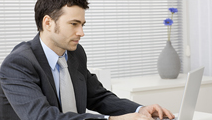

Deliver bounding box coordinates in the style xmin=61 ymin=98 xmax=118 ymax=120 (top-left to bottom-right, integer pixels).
xmin=111 ymin=74 xmax=212 ymax=113
xmin=175 ymin=111 xmax=212 ymax=120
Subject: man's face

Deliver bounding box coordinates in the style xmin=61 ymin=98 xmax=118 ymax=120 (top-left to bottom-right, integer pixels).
xmin=49 ymin=5 xmax=85 ymax=55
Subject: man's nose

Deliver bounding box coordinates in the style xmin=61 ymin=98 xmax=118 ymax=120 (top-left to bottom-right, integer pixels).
xmin=76 ymin=26 xmax=84 ymax=37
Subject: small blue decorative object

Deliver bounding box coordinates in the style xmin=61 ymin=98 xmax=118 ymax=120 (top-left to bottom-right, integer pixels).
xmin=164 ymin=18 xmax=173 ymax=26
xmin=169 ymin=8 xmax=178 ymax=13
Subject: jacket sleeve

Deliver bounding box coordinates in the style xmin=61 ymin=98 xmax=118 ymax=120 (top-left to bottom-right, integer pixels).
xmin=86 ymin=71 xmax=141 ymax=116
xmin=75 ymin=44 xmax=142 ymax=116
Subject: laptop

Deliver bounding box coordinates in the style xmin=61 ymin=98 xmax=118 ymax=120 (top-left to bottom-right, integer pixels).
xmin=153 ymin=67 xmax=204 ymax=120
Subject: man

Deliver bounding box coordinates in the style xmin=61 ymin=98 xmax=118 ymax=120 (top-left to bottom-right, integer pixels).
xmin=0 ymin=0 xmax=175 ymax=120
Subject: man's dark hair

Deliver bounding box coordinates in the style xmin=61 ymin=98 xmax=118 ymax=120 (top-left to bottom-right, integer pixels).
xmin=34 ymin=0 xmax=89 ymax=31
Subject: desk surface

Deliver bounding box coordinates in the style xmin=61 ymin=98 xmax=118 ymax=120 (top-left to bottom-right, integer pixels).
xmin=175 ymin=111 xmax=212 ymax=120
xmin=112 ymin=74 xmax=212 ymax=92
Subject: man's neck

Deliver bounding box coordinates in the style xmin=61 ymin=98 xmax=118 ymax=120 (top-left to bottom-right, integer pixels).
xmin=39 ymin=32 xmax=65 ymax=56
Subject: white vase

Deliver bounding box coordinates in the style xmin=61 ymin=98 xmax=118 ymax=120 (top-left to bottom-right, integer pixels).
xmin=157 ymin=40 xmax=181 ymax=79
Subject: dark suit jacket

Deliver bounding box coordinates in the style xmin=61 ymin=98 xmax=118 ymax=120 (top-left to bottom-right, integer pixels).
xmin=0 ymin=33 xmax=141 ymax=120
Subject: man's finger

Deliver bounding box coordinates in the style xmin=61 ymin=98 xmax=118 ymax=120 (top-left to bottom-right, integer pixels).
xmin=162 ymin=108 xmax=175 ymax=119
xmin=153 ymin=104 xmax=164 ymax=119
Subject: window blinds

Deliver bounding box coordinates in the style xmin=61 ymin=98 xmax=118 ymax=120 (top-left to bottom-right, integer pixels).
xmin=81 ymin=0 xmax=183 ymax=78
xmin=0 ymin=0 xmax=37 ymax=62
xmin=0 ymin=0 xmax=183 ymax=79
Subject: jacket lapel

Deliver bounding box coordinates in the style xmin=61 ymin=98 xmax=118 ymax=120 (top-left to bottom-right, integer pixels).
xmin=29 ymin=33 xmax=61 ymax=109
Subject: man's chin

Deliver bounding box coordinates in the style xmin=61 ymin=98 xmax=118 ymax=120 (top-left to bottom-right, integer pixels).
xmin=68 ymin=45 xmax=78 ymax=51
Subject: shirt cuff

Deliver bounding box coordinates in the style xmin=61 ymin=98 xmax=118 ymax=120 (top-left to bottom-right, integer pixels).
xmin=104 ymin=115 xmax=110 ymax=119
xmin=135 ymin=106 xmax=143 ymax=113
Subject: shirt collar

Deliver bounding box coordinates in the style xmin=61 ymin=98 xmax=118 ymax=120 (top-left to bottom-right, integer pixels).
xmin=40 ymin=38 xmax=68 ymax=70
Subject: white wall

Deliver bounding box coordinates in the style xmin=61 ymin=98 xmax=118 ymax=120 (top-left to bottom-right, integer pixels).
xmin=188 ymin=0 xmax=212 ymax=76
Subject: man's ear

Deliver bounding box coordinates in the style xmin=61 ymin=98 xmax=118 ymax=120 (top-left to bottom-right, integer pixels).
xmin=42 ymin=15 xmax=53 ymax=32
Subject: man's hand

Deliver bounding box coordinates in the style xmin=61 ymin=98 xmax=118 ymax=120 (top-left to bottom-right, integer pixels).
xmin=109 ymin=113 xmax=154 ymax=120
xmin=138 ymin=104 xmax=175 ymax=120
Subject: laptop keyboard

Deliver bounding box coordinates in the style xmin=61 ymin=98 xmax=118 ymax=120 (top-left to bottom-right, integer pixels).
xmin=153 ymin=117 xmax=177 ymax=120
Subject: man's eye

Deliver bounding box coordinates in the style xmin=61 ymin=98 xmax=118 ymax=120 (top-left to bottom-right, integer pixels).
xmin=71 ymin=23 xmax=77 ymax=26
